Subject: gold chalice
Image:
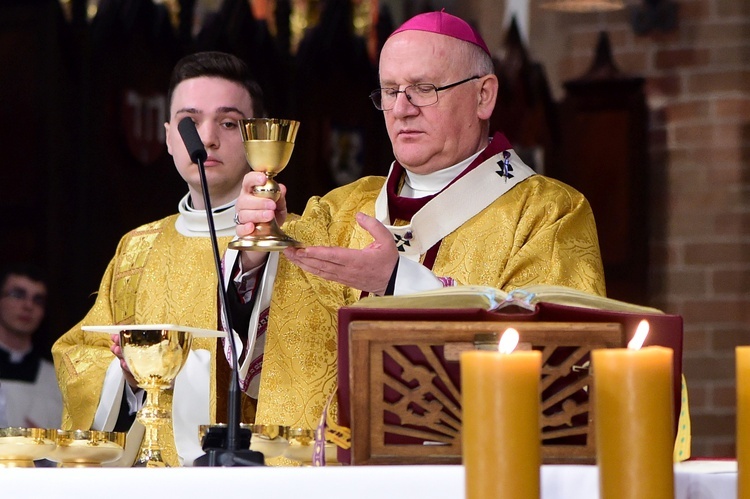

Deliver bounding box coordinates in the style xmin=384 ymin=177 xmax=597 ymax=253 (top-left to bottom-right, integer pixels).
xmin=120 ymin=327 xmax=192 ymax=468
xmin=249 ymin=424 xmax=289 ymax=460
xmin=46 ymin=430 xmax=126 ymax=467
xmin=283 ymin=427 xmax=315 ymax=464
xmin=0 ymin=427 xmax=56 ymax=467
xmin=229 ymin=118 xmax=301 ymax=251
xmin=283 ymin=427 xmax=339 ymax=466
xmin=81 ymin=324 xmax=225 ymax=467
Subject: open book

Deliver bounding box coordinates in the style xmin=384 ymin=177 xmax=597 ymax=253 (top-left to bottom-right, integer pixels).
xmin=354 ymin=284 xmax=664 ymax=315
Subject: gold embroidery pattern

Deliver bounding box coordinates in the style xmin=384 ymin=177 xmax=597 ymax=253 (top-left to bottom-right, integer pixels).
xmin=53 ymin=214 xmax=230 ymax=466
xmin=434 ymin=176 xmax=605 ymax=295
xmin=113 ymin=221 xmax=164 ymax=325
xmin=255 ymin=182 xmax=377 ymax=430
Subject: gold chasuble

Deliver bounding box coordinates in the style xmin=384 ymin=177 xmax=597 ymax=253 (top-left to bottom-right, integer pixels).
xmin=53 ymin=207 xmax=232 ymax=467
xmin=254 ymin=135 xmax=606 ymax=437
xmin=53 ymin=136 xmax=608 ymax=466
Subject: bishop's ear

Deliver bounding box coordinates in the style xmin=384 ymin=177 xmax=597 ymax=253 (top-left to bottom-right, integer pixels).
xmin=477 ymin=74 xmax=499 ymax=120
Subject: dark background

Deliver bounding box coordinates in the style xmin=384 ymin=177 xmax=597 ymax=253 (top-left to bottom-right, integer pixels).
xmin=0 ymin=0 xmax=649 ymax=358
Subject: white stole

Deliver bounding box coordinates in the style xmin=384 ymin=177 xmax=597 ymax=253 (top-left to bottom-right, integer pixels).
xmin=374 ymin=149 xmax=535 ymax=260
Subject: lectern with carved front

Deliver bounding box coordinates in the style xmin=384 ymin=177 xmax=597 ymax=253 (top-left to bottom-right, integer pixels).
xmin=343 ymin=320 xmax=624 ymax=465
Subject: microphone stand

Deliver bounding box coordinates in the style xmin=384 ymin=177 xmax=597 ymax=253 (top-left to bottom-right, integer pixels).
xmin=179 ymin=118 xmax=264 ymax=467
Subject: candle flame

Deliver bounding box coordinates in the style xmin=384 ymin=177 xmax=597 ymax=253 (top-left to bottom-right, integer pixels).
xmin=498 ymin=328 xmax=519 ymax=354
xmin=627 ymin=320 xmax=650 ymax=350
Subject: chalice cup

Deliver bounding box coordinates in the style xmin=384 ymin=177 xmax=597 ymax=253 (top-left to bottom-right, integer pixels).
xmin=229 ymin=118 xmax=301 ymax=251
xmin=120 ymin=328 xmax=192 ymax=467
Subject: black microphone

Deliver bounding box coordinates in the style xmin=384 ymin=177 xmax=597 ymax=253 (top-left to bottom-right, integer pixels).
xmin=177 ymin=117 xmax=263 ymax=467
xmin=177 ymin=117 xmax=208 ymax=163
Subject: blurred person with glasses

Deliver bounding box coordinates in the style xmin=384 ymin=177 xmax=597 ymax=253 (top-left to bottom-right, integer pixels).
xmin=0 ymin=263 xmax=61 ymax=429
xmin=232 ymin=11 xmax=605 ymax=438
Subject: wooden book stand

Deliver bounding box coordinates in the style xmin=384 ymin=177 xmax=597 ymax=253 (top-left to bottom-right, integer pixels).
xmin=346 ymin=320 xmax=625 ymax=465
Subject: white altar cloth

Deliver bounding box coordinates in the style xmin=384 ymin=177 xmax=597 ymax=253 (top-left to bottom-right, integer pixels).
xmin=0 ymin=460 xmax=736 ymax=499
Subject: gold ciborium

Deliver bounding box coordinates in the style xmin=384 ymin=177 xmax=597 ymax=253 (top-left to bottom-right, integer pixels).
xmin=0 ymin=427 xmax=56 ymax=467
xmin=46 ymin=430 xmax=126 ymax=467
xmin=120 ymin=328 xmax=192 ymax=467
xmin=283 ymin=427 xmax=339 ymax=466
xmin=249 ymin=424 xmax=290 ymax=460
xmin=229 ymin=118 xmax=301 ymax=251
xmin=283 ymin=427 xmax=318 ymax=465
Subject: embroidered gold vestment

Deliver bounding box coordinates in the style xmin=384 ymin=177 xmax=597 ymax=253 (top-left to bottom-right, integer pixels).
xmin=52 ymin=157 xmax=607 ymax=466
xmin=254 ymin=174 xmax=606 ymax=430
xmin=52 ymin=215 xmax=229 ymax=466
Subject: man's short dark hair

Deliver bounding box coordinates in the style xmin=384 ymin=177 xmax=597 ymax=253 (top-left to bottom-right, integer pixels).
xmin=167 ymin=51 xmax=265 ymax=118
xmin=0 ymin=263 xmax=46 ymax=290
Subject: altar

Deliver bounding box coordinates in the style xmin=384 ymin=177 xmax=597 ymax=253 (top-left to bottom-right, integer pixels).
xmin=0 ymin=460 xmax=736 ymax=499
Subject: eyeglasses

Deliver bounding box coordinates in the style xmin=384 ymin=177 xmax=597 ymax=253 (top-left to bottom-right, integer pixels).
xmin=369 ymin=75 xmax=482 ymax=111
xmin=1 ymin=288 xmax=47 ymax=307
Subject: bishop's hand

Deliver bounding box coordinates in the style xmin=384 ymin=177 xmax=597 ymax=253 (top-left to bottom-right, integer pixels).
xmin=234 ymin=171 xmax=286 ymax=268
xmin=283 ymin=212 xmax=398 ymax=296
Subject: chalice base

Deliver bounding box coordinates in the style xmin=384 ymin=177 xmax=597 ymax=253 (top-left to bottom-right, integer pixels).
xmin=228 ymin=220 xmax=302 ymax=252
xmin=133 ymin=447 xmax=168 ymax=468
xmin=0 ymin=459 xmax=36 ymax=468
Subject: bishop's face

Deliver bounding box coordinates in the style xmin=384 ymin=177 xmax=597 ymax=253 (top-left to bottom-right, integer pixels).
xmin=378 ymin=30 xmax=494 ymax=175
xmin=165 ymin=76 xmax=255 ymax=209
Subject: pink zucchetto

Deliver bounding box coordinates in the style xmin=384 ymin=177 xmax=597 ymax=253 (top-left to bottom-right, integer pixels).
xmin=389 ymin=9 xmax=491 ymax=56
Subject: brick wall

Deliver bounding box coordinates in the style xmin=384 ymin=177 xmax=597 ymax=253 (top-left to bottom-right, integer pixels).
xmin=524 ymin=0 xmax=750 ymax=457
